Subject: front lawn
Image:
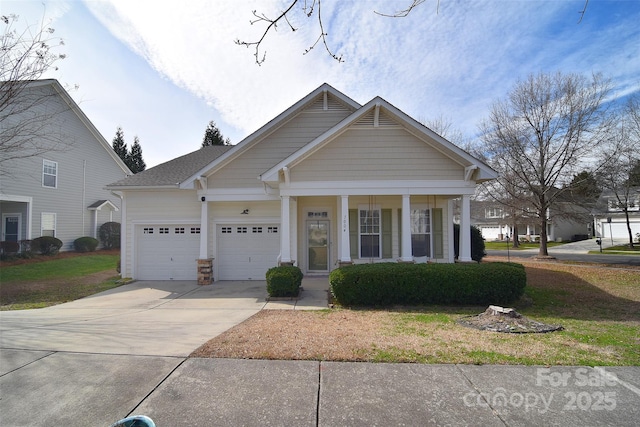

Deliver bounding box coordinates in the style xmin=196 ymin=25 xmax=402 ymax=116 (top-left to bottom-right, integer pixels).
xmin=484 ymin=241 xmax=565 ymax=250
xmin=0 ymin=252 xmax=122 ymax=310
xmin=192 ymin=259 xmax=640 ymax=366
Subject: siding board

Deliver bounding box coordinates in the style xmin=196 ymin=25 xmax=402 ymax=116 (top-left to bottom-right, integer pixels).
xmin=291 ymin=128 xmax=464 ymax=182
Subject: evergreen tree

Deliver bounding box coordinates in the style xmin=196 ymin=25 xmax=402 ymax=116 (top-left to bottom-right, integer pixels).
xmin=567 ymin=170 xmax=601 ymax=207
xmin=202 ymin=120 xmax=230 ymax=146
xmin=112 ymin=127 xmax=127 ymax=163
xmin=127 ymin=136 xmax=146 ymax=173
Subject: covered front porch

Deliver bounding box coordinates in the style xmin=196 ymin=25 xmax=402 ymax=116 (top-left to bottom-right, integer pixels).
xmin=277 ymin=192 xmax=475 ymax=275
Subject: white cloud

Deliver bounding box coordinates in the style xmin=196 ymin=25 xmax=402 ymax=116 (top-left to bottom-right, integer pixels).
xmin=5 ymin=0 xmax=639 ymax=167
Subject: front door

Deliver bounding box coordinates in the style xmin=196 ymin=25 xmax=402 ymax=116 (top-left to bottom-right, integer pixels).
xmin=2 ymin=214 xmax=20 ymax=242
xmin=307 ymin=220 xmax=329 ymax=272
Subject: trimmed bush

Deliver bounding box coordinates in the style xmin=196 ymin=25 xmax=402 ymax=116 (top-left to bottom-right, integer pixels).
xmin=453 ymin=223 xmax=486 ymax=262
xmin=74 ymin=236 xmax=99 ymax=252
xmin=330 ymin=262 xmax=526 ymax=307
xmin=266 ymin=265 xmax=303 ymax=297
xmin=0 ymin=241 xmax=20 ymax=254
xmin=99 ymin=222 xmax=121 ymax=249
xmin=32 ymin=236 xmax=63 ymax=255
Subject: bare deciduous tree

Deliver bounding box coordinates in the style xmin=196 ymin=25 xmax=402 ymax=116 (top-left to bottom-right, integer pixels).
xmin=1 ymin=13 xmax=69 ymax=177
xmin=481 ymin=71 xmax=612 ymax=257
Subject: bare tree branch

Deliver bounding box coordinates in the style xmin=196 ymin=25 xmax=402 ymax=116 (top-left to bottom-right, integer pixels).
xmin=234 ymin=0 xmax=300 ymax=65
xmin=1 ymin=13 xmax=72 ymax=177
xmin=375 ymin=0 xmax=431 ymax=18
xmin=577 ymin=0 xmax=589 ymax=24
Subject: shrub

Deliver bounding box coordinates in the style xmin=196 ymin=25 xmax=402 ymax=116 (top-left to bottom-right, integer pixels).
xmin=32 ymin=236 xmax=63 ymax=255
xmin=0 ymin=241 xmax=20 ymax=255
xmin=266 ymin=265 xmax=303 ymax=297
xmin=453 ymin=224 xmax=486 ymax=262
xmin=330 ymin=262 xmax=526 ymax=307
xmin=99 ymin=222 xmax=121 ymax=249
xmin=74 ymin=236 xmax=99 ymax=252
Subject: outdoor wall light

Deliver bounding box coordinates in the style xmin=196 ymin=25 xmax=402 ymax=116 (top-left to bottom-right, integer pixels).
xmin=241 ymin=209 xmax=249 ymax=215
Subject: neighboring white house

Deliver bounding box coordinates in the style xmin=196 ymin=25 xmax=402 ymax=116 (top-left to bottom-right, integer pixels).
xmin=593 ymin=188 xmax=640 ymax=241
xmin=0 ymin=80 xmax=131 ymax=251
xmin=107 ymin=84 xmax=497 ymax=282
xmin=470 ymin=199 xmax=592 ymax=243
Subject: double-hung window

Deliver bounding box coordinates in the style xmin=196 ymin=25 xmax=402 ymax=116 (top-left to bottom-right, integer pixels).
xmin=411 ymin=208 xmax=431 ymax=257
xmin=41 ymin=213 xmax=56 ymax=237
xmin=359 ymin=208 xmax=381 ymax=258
xmin=43 ymin=159 xmax=58 ymax=188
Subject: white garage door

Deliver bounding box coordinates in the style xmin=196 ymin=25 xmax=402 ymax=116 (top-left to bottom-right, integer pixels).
xmin=217 ymin=224 xmax=280 ymax=280
xmin=136 ymin=225 xmax=201 ymax=280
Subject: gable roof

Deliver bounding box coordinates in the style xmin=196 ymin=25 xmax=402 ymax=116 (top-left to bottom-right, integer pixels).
xmin=107 ymin=145 xmax=233 ymax=189
xmin=178 ymin=83 xmax=361 ymax=189
xmin=260 ymin=96 xmax=498 ymax=184
xmin=10 ymin=80 xmax=132 ymax=175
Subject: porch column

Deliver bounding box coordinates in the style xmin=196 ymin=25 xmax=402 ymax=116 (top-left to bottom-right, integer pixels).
xmin=339 ymin=195 xmax=351 ymax=263
xmin=199 ymin=199 xmax=208 ymax=259
xmin=459 ymin=194 xmax=472 ymax=262
xmin=400 ymin=194 xmax=413 ymax=262
xmin=280 ymin=195 xmax=292 ymax=264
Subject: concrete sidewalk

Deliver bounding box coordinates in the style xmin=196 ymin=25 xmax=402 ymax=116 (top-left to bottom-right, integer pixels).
xmin=1 ymin=354 xmax=639 ymax=426
xmin=2 ymin=279 xmax=639 ymax=426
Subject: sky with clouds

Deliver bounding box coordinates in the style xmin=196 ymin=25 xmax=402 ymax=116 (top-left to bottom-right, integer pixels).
xmin=3 ymin=0 xmax=639 ymax=167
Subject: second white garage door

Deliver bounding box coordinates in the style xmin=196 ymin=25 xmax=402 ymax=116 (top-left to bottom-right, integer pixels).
xmin=217 ymin=224 xmax=280 ymax=280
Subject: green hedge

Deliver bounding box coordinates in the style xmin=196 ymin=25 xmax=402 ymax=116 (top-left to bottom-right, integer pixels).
xmin=74 ymin=236 xmax=99 ymax=252
xmin=266 ymin=265 xmax=303 ymax=297
xmin=32 ymin=236 xmax=63 ymax=255
xmin=329 ymin=262 xmax=526 ymax=307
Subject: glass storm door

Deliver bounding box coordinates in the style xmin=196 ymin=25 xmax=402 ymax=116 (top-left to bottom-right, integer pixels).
xmin=3 ymin=215 xmax=20 ymax=242
xmin=307 ymin=220 xmax=329 ymax=271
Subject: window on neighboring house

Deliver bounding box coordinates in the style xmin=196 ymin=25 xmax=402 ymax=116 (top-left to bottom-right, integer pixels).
xmin=42 ymin=159 xmax=58 ymax=188
xmin=41 ymin=213 xmax=56 ymax=237
xmin=411 ymin=208 xmax=431 ymax=257
xmin=485 ymin=207 xmax=503 ymax=218
xmin=359 ymin=208 xmax=380 ymax=258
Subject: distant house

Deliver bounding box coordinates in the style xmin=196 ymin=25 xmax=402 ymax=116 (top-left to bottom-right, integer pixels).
xmin=593 ymin=188 xmax=640 ymax=240
xmin=0 ymin=80 xmax=131 ymax=251
xmin=469 ymin=195 xmax=592 ymax=242
xmin=107 ymin=83 xmax=497 ymax=283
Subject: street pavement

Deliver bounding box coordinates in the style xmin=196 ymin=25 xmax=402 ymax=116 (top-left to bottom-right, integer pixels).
xmin=487 ymin=238 xmax=640 ymax=266
xmin=1 ymin=274 xmax=639 ymax=426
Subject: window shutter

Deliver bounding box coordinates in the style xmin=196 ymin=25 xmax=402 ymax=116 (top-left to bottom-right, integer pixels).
xmin=432 ymin=208 xmax=443 ymax=259
xmin=349 ymin=209 xmax=358 ymax=258
xmin=382 ymin=209 xmax=392 ymax=258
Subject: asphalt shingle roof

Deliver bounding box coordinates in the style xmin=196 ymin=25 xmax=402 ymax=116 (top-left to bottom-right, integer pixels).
xmin=108 ymin=145 xmax=233 ymax=188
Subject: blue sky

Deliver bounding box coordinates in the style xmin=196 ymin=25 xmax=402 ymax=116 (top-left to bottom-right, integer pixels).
xmin=3 ymin=0 xmax=639 ymax=167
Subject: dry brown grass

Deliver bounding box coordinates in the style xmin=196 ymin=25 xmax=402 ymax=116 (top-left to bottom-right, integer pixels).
xmin=192 ymin=258 xmax=640 ymax=365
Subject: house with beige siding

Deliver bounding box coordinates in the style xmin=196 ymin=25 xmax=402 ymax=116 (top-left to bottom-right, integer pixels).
xmin=108 ymin=84 xmax=497 ymax=282
xmin=1 ymin=80 xmax=131 ymax=252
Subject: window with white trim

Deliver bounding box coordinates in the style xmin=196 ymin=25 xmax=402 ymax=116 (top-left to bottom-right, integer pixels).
xmin=41 ymin=213 xmax=56 ymax=237
xmin=411 ymin=208 xmax=431 ymax=257
xmin=42 ymin=159 xmax=58 ymax=188
xmin=359 ymin=208 xmax=380 ymax=258
xmin=190 ymin=227 xmax=201 ymax=234
xmin=175 ymin=227 xmax=185 ymax=234
xmin=485 ymin=207 xmax=503 ymax=219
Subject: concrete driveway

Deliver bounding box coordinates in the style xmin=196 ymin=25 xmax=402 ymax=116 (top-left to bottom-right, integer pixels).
xmin=0 ymin=280 xmax=268 ymax=357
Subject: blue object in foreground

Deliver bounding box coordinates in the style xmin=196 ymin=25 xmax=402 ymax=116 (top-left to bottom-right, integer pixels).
xmin=109 ymin=415 xmax=156 ymax=427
